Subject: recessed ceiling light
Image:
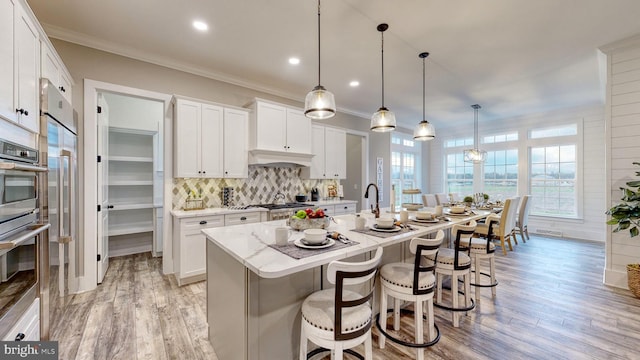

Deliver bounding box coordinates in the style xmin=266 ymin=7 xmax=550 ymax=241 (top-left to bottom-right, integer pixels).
xmin=193 ymin=20 xmax=208 ymax=32
xmin=289 ymin=57 xmax=300 ymax=65
xmin=349 ymin=81 xmax=360 ymax=87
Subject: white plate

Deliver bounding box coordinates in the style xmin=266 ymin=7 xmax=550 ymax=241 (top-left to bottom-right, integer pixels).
xmin=294 ymin=238 xmax=335 ymax=249
xmin=445 ymin=211 xmax=471 ymax=216
xmin=412 ymin=217 xmax=439 ymax=223
xmin=369 ymin=224 xmax=402 ymax=233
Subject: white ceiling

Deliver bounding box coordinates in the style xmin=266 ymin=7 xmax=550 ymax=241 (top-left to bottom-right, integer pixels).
xmin=26 ymin=0 xmax=640 ymax=129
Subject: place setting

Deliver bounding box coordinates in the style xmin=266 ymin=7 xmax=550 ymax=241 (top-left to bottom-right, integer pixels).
xmin=269 ymin=228 xmax=358 ymax=260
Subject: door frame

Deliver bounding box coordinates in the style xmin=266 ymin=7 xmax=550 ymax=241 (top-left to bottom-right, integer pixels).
xmin=81 ymin=79 xmax=173 ymax=293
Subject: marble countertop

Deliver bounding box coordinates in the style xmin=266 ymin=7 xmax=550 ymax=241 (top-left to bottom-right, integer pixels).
xmin=304 ymin=199 xmax=357 ymax=206
xmin=203 ymin=210 xmax=491 ymax=279
xmin=171 ymin=207 xmax=268 ymax=219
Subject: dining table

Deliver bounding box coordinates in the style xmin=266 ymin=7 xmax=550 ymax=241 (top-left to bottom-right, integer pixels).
xmin=202 ymin=208 xmax=492 ymax=360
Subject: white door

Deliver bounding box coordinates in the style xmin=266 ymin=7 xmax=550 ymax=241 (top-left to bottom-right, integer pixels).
xmin=255 ymin=102 xmax=286 ymax=151
xmin=96 ymin=94 xmax=110 ymax=283
xmin=285 ymin=108 xmax=311 ymax=154
xmin=174 ymin=99 xmax=201 ymax=178
xmin=15 ymin=5 xmax=39 ymax=133
xmin=309 ymin=125 xmax=326 ymax=179
xmin=200 ymin=104 xmax=224 ymax=177
xmin=223 ymin=108 xmax=248 ymax=178
xmin=0 ymin=0 xmax=15 ymax=123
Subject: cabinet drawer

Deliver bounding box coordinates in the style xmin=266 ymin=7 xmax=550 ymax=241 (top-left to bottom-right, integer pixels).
xmin=181 ymin=215 xmax=224 ymax=233
xmin=3 ymin=298 xmax=39 ymax=341
xmin=225 ymin=212 xmax=261 ymax=226
xmin=335 ymin=203 xmax=357 ymax=215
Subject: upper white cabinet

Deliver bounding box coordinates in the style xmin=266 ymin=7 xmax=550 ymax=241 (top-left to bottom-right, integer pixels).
xmin=302 ymin=125 xmax=346 ymax=179
xmin=174 ymin=97 xmax=248 ymax=178
xmin=41 ymin=43 xmax=72 ymax=103
xmin=0 ymin=0 xmax=15 ymax=124
xmin=248 ymin=100 xmax=312 ymax=154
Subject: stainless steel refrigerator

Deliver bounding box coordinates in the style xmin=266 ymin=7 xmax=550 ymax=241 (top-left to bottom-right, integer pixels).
xmin=38 ymin=78 xmax=79 ymax=339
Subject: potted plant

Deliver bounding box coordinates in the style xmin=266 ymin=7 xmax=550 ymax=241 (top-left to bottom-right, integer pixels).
xmin=463 ymin=196 xmax=473 ymax=207
xmin=606 ymin=162 xmax=640 ymax=298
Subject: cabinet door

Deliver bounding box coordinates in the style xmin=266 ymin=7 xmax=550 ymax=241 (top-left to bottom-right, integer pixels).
xmin=319 ymin=204 xmax=335 ymax=216
xmin=15 ymin=5 xmax=39 ymax=133
xmin=174 ymin=99 xmax=201 ymax=178
xmin=255 ymin=101 xmax=286 ymax=151
xmin=325 ymin=127 xmax=346 ymax=178
xmin=0 ymin=0 xmax=15 ymax=123
xmin=41 ymin=44 xmax=60 ymax=86
xmin=285 ymin=108 xmax=311 ymax=154
xmin=59 ymin=71 xmax=72 ymax=103
xmin=309 ymin=125 xmax=326 ymax=179
xmin=223 ymin=108 xmax=248 ymax=178
xmin=200 ymin=104 xmax=223 ymax=178
xmin=181 ymin=231 xmax=207 ymax=279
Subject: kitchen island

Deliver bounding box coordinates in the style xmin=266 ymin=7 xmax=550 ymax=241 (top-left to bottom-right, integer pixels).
xmin=204 ymin=210 xmax=490 ymax=360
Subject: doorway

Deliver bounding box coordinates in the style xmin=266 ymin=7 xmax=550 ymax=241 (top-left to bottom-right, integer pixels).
xmin=82 ymin=80 xmax=172 ymax=292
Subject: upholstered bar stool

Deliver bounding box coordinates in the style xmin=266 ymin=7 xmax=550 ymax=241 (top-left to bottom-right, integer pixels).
xmin=377 ymin=230 xmax=444 ymax=360
xmin=430 ymin=223 xmax=475 ymax=327
xmin=459 ymin=220 xmax=498 ymax=303
xmin=299 ymin=247 xmax=383 ymax=360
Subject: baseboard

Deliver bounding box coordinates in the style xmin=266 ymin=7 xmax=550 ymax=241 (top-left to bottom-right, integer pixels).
xmin=604 ymin=268 xmax=628 ymax=289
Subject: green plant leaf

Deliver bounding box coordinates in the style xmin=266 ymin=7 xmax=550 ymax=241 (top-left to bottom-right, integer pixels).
xmin=606 ymin=219 xmax=620 ymax=225
xmin=631 ymin=226 xmax=639 ymax=237
xmin=627 ymin=180 xmax=640 ymax=187
xmin=619 ymin=221 xmax=631 ymax=230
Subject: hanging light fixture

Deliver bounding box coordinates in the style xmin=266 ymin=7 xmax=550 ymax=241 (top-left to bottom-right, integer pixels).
xmin=370 ymin=23 xmax=396 ymax=132
xmin=304 ymin=0 xmax=336 ymax=120
xmin=413 ymin=52 xmax=435 ymax=141
xmin=464 ymin=104 xmax=487 ymax=163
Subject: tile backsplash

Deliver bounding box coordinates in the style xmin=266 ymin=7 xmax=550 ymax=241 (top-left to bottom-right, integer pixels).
xmin=172 ymin=166 xmax=339 ymax=209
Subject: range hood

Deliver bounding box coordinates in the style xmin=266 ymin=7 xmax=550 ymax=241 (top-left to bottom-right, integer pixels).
xmin=248 ymin=149 xmax=313 ymax=167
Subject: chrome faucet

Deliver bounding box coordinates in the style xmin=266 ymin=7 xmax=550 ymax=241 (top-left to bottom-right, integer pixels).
xmin=364 ymin=183 xmax=380 ymax=218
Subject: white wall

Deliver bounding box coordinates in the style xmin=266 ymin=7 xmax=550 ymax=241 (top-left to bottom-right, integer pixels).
xmin=429 ymin=104 xmax=606 ymax=242
xmin=601 ymin=35 xmax=640 ymax=289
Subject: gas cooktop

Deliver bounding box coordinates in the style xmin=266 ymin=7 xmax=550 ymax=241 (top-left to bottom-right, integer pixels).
xmin=251 ymin=203 xmax=311 ymax=210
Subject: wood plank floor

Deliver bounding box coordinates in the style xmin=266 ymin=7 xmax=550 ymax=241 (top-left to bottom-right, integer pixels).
xmin=50 ymin=235 xmax=640 ymax=359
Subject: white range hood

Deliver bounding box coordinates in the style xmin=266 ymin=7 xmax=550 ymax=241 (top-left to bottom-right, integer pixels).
xmin=248 ymin=149 xmax=313 ymax=167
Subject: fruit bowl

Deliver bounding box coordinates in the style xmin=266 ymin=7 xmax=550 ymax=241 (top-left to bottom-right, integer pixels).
xmin=288 ymin=216 xmax=331 ymax=230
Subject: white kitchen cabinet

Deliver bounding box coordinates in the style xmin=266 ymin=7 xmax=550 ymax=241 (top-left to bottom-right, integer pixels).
xmin=223 ymin=108 xmax=249 ymax=178
xmin=248 ymin=99 xmax=312 ymax=154
xmin=174 ymin=97 xmax=248 ymax=178
xmin=41 ymin=43 xmax=72 ymax=103
xmin=302 ymin=125 xmax=346 ymax=179
xmin=333 ymin=202 xmax=357 ymax=215
xmin=173 ymin=211 xmax=262 ymax=286
xmin=2 ymin=298 xmax=39 ymax=341
xmin=318 ymin=204 xmax=335 ymax=216
xmin=0 ymin=0 xmax=15 ymax=124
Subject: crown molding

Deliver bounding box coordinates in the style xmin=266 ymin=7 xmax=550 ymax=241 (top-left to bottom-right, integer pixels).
xmin=599 ymin=33 xmax=640 ymax=54
xmin=41 ymin=23 xmax=370 ymax=120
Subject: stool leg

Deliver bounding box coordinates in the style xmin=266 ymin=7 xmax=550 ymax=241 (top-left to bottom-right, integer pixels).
xmin=415 ymin=299 xmax=424 ymax=360
xmin=436 ymin=273 xmax=443 ymax=304
xmin=464 ymin=271 xmax=471 ymax=316
xmin=365 ymin=330 xmax=373 ymax=360
xmin=393 ymin=298 xmax=401 ymax=331
xmin=452 ymin=273 xmax=459 ymax=327
xmin=474 ymin=256 xmax=481 ymax=304
xmin=299 ymin=323 xmax=307 ymax=360
xmin=378 ymin=287 xmax=387 ymax=349
xmin=427 ymin=297 xmax=435 ymax=341
xmin=334 ymin=344 xmax=343 ymax=360
xmin=490 ymin=256 xmax=497 ymax=298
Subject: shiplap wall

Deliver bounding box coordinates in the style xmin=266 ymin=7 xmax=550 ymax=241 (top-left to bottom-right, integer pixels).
xmin=428 ymin=104 xmax=605 ymax=241
xmin=602 ymin=35 xmax=640 ymax=288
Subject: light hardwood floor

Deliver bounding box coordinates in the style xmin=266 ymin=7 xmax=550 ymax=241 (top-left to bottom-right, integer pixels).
xmin=51 ymin=235 xmax=640 ymax=359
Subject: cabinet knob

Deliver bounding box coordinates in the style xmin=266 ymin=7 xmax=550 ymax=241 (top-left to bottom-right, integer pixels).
xmin=202 ymin=171 xmax=206 ymax=174
xmin=344 ymin=206 xmax=348 ymax=209
xmin=198 ymin=171 xmax=202 ymax=174
xmin=199 ymin=221 xmax=207 ymax=225
xmin=59 ymin=86 xmax=66 ymax=92
xmin=15 ymin=333 xmax=25 ymax=341
xmin=107 ymin=205 xmax=114 ymax=209
xmin=324 ymin=208 xmax=328 ymax=211
xmin=240 ymin=216 xmax=247 ymax=221
xmin=15 ymin=108 xmax=28 ymax=116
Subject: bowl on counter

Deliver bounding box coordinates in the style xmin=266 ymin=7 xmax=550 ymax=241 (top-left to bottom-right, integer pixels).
xmin=449 ymin=205 xmax=466 ymax=214
xmin=303 ymin=229 xmax=327 ymax=244
xmin=295 ymin=194 xmax=308 ymax=202
xmin=402 ymin=203 xmax=423 ymax=211
xmin=416 ymin=211 xmax=434 ymax=220
xmin=375 ymin=217 xmax=395 ymax=229
xmin=288 ymin=216 xmax=331 ymax=230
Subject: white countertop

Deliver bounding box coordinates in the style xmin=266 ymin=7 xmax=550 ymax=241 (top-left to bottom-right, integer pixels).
xmin=304 ymin=199 xmax=357 ymax=206
xmin=203 ymin=210 xmax=491 ymax=279
xmin=171 ymin=207 xmax=268 ymax=219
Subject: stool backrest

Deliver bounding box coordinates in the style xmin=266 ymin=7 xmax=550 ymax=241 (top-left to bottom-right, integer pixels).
xmin=451 ymin=222 xmax=476 ymax=270
xmin=435 ymin=193 xmax=449 ymax=205
xmin=409 ymin=230 xmax=444 ymax=295
xmin=518 ymin=195 xmax=532 ymax=228
xmin=328 ymin=247 xmax=383 ymax=341
xmin=422 ymin=194 xmax=437 ymax=207
xmin=488 ymin=198 xmax=514 ymax=238
xmin=505 ymin=196 xmax=520 ymax=235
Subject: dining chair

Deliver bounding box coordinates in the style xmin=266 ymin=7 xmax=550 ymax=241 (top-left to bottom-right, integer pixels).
xmin=435 ymin=193 xmax=449 ymax=205
xmin=299 ymin=247 xmax=383 ymax=360
xmin=474 ymin=197 xmax=520 ymax=255
xmin=422 ymin=194 xmax=438 ymax=208
xmin=460 ymin=220 xmax=497 ymax=303
xmin=514 ymin=195 xmax=532 ymax=243
xmin=378 ymin=231 xmax=444 ymax=360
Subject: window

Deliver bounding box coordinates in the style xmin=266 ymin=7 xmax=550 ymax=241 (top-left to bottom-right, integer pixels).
xmin=391 ymin=133 xmax=421 ymax=210
xmin=446 ymin=152 xmax=473 ymax=195
xmin=530 ymin=145 xmax=576 ymax=217
xmin=483 ymin=132 xmax=518 ymax=144
xmin=484 ymin=149 xmax=518 ymax=200
xmin=445 ymin=137 xmax=473 ymax=148
xmin=530 ymin=124 xmax=577 ymax=139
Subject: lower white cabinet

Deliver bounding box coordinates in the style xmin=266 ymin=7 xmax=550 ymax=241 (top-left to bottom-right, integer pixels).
xmin=173 ymin=211 xmax=263 ymax=286
xmin=334 ymin=203 xmax=357 ymax=215
xmin=3 ymin=298 xmax=39 ymax=341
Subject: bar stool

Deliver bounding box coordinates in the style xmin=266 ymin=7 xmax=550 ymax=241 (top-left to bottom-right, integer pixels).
xmin=377 ymin=230 xmax=444 ymax=360
xmin=459 ymin=220 xmax=498 ymax=303
xmin=299 ymin=247 xmax=383 ymax=360
xmin=430 ymin=223 xmax=475 ymax=327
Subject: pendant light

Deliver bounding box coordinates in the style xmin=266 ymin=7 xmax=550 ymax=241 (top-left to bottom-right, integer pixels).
xmin=370 ymin=23 xmax=396 ymax=132
xmin=413 ymin=52 xmax=435 ymax=141
xmin=304 ymin=0 xmax=336 ymax=120
xmin=464 ymin=104 xmax=487 ymax=163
